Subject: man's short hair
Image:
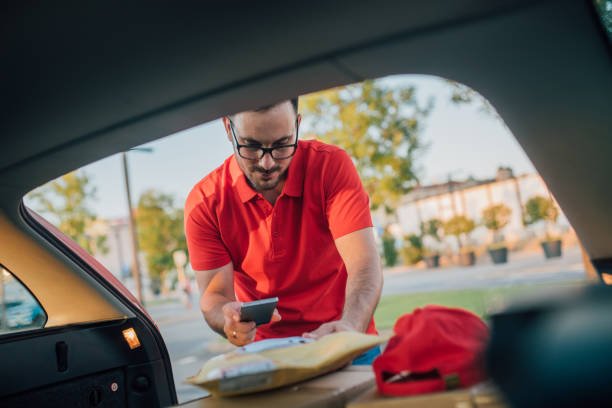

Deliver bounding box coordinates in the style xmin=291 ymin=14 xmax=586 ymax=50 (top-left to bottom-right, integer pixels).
xmin=230 ymin=98 xmax=299 ymax=119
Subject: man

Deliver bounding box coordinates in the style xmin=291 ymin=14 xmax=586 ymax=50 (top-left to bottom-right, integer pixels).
xmin=184 ymin=98 xmax=382 ymax=362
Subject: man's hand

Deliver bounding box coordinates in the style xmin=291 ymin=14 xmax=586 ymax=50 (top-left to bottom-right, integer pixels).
xmin=222 ymin=302 xmax=255 ymax=346
xmin=222 ymin=302 xmax=282 ymax=346
xmin=302 ymin=319 xmax=357 ymax=340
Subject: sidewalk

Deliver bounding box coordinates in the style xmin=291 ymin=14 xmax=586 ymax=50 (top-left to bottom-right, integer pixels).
xmin=382 ymin=244 xmax=585 ymax=296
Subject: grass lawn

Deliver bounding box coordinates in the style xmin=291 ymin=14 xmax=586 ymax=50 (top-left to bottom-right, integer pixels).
xmin=374 ymin=280 xmax=587 ymax=329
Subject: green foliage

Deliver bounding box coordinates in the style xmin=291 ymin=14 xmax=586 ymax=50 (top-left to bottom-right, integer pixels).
xmin=27 ymin=171 xmax=107 ymax=255
xmin=523 ymin=195 xmax=559 ymax=225
xmin=447 ymin=80 xmax=496 ymax=116
xmin=401 ymin=233 xmax=423 ymax=265
xmin=482 ymin=203 xmax=512 ymax=244
xmin=136 ymin=190 xmax=187 ymax=281
xmin=482 ymin=204 xmax=512 ymax=232
xmin=381 ymin=229 xmax=398 ymax=267
xmin=417 ymin=218 xmax=444 ymax=256
xmin=301 ymin=79 xmax=431 ymax=212
xmin=443 ymin=215 xmax=476 ymax=249
xmin=523 ymin=195 xmax=560 ymax=240
xmin=420 ymin=218 xmax=443 ymax=241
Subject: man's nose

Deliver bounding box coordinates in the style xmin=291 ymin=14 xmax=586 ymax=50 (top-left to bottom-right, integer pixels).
xmin=258 ymin=151 xmax=276 ymax=170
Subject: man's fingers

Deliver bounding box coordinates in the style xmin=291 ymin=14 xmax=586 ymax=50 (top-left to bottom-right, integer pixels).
xmin=223 ymin=301 xmax=256 ymax=346
xmin=225 ymin=321 xmax=256 ymax=346
xmin=222 ymin=301 xmax=242 ymax=323
xmin=234 ymin=321 xmax=256 ymax=333
xmin=224 ymin=319 xmax=255 ymax=337
xmin=271 ymin=308 xmax=282 ymax=322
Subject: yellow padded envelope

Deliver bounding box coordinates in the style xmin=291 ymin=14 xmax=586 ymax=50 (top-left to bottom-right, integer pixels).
xmin=187 ymin=332 xmax=388 ymax=397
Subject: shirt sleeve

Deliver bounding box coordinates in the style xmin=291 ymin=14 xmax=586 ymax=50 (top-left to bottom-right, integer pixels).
xmin=325 ymin=149 xmax=373 ymax=240
xmin=184 ymin=195 xmax=232 ymax=271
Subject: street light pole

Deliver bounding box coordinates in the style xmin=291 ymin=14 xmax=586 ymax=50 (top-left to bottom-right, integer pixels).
xmin=122 ymin=152 xmax=144 ymax=304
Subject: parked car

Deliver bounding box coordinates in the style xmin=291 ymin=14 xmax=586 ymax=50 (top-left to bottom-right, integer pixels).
xmin=1 ymin=1 xmax=610 ymax=407
xmin=0 ymin=300 xmax=45 ymax=331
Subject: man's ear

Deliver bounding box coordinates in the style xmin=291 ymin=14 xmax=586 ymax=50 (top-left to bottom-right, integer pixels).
xmin=222 ymin=116 xmax=232 ymax=143
xmin=297 ymin=113 xmax=302 ymax=127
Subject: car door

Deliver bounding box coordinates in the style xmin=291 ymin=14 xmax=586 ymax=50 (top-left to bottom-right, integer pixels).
xmin=0 ymin=206 xmax=176 ymax=407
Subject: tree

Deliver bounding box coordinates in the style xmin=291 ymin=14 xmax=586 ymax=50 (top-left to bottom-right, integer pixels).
xmin=482 ymin=204 xmax=512 ymax=243
xmin=421 ymin=218 xmax=443 ymax=241
xmin=136 ymin=190 xmax=187 ymax=292
xmin=27 ymin=171 xmax=107 ymax=255
xmin=523 ymin=195 xmax=559 ymax=239
xmin=443 ymin=215 xmax=476 ymax=250
xmin=420 ymin=218 xmax=444 ymax=255
xmin=401 ymin=233 xmax=423 ymax=265
xmin=301 ymin=79 xmax=431 ymax=212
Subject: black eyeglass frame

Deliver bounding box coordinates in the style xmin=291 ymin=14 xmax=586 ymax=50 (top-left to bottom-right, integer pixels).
xmin=228 ymin=117 xmax=300 ymax=161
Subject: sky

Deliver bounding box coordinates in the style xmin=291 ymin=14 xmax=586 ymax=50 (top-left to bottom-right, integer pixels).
xmin=26 ymin=74 xmax=536 ymax=220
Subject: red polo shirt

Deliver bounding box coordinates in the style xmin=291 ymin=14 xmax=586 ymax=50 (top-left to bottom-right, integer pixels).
xmin=184 ymin=140 xmax=377 ymax=340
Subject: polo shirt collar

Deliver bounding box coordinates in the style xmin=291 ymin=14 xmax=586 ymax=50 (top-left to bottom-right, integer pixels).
xmin=282 ymin=142 xmax=305 ymax=198
xmin=228 ymin=142 xmax=305 ymax=203
xmin=229 ymin=156 xmax=257 ymax=203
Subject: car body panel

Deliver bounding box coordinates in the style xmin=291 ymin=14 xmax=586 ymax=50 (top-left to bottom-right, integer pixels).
xmin=0 ymin=211 xmax=126 ymax=327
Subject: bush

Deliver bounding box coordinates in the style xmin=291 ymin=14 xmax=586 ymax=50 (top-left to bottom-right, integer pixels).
xmin=382 ymin=230 xmax=399 ymax=267
xmin=401 ymin=233 xmax=423 ymax=265
xmin=421 ymin=219 xmax=443 ymax=241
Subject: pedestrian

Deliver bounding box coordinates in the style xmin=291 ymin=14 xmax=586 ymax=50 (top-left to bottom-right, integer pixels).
xmin=180 ymin=276 xmax=192 ymax=309
xmin=184 ymin=98 xmax=383 ymax=364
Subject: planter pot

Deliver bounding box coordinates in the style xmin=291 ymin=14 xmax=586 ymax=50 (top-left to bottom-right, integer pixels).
xmin=459 ymin=251 xmax=476 ymax=266
xmin=424 ymin=254 xmax=440 ymax=268
xmin=541 ymin=239 xmax=562 ymax=259
xmin=488 ymin=247 xmax=508 ymax=264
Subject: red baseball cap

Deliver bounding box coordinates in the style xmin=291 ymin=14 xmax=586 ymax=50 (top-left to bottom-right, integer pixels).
xmin=373 ymin=305 xmax=490 ymax=396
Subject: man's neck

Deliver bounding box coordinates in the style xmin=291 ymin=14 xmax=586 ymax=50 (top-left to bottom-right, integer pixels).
xmin=260 ymin=181 xmax=285 ymax=206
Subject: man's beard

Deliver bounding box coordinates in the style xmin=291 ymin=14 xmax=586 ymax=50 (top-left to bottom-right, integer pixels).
xmin=247 ymin=166 xmax=286 ymax=191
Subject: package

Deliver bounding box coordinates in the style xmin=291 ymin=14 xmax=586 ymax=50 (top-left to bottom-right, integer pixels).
xmin=187 ymin=332 xmax=388 ymax=397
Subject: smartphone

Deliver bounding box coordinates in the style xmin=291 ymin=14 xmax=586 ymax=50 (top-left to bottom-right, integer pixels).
xmin=239 ymin=297 xmax=279 ymax=327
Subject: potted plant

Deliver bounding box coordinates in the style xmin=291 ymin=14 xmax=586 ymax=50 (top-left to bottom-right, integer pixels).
xmin=482 ymin=203 xmax=512 ymax=264
xmin=443 ymin=215 xmax=477 ymax=266
xmin=420 ymin=219 xmax=443 ymax=268
xmin=401 ymin=233 xmax=424 ymax=266
xmin=523 ymin=195 xmax=562 ymax=258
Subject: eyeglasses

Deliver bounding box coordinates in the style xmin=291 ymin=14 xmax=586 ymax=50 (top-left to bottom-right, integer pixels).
xmin=228 ymin=118 xmax=299 ymax=161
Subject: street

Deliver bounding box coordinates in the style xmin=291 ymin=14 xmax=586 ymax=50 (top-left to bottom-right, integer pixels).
xmin=146 ymin=244 xmax=586 ymax=404
xmin=153 ymin=306 xmax=220 ymax=403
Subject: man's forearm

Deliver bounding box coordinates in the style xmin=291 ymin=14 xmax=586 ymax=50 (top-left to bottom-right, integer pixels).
xmin=342 ymin=264 xmax=383 ymax=332
xmin=200 ymin=293 xmax=232 ymax=337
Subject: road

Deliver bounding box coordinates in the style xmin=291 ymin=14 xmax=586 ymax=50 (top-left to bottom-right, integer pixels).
xmin=148 ymin=302 xmax=226 ymax=404
xmin=146 ymin=245 xmax=586 ymax=404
